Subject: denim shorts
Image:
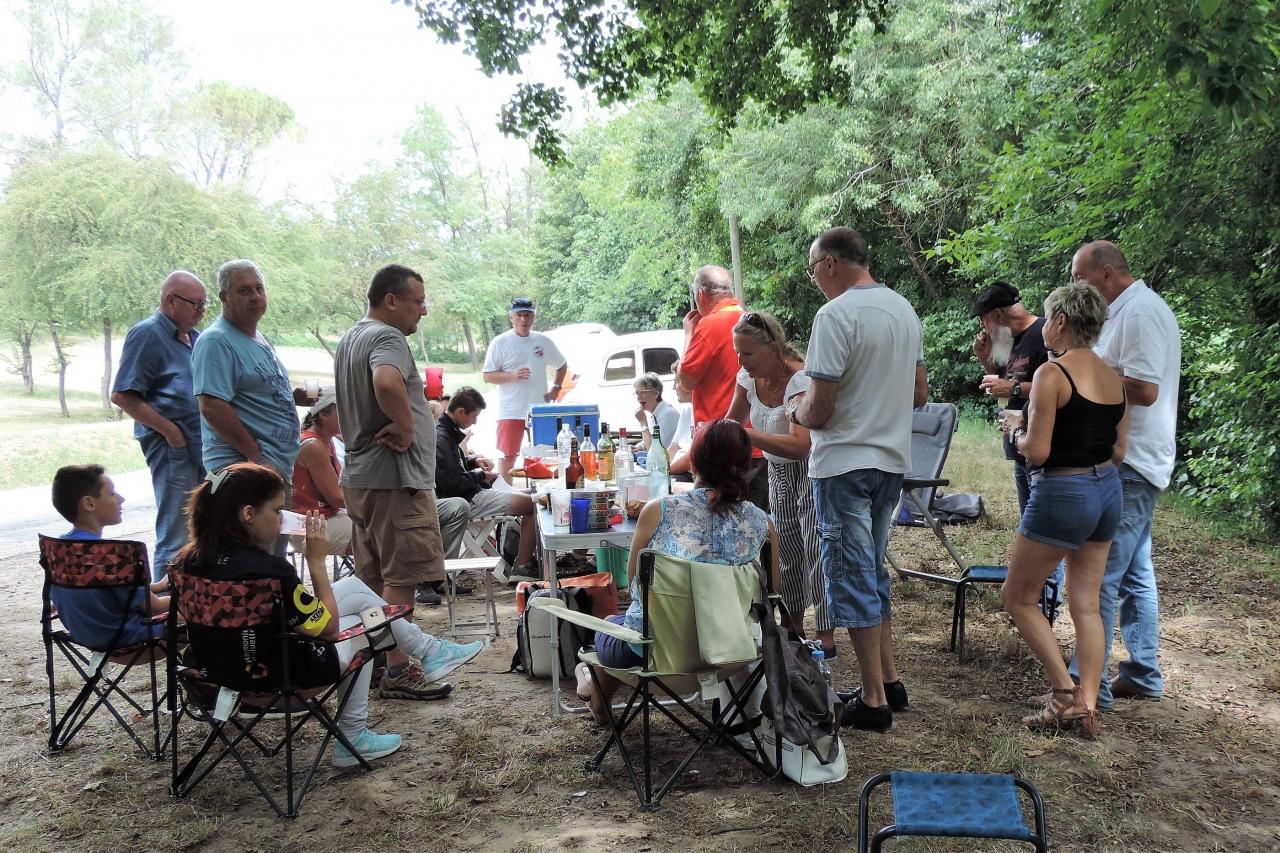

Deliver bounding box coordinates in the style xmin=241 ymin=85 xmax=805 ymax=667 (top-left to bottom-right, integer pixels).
xmin=596 ymin=615 xmax=645 ymax=668
xmin=813 ymin=468 xmax=904 ymax=629
xmin=1019 ymin=465 xmax=1122 ymax=550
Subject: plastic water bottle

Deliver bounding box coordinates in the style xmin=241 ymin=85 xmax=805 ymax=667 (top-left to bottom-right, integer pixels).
xmin=811 ymin=647 xmax=833 ymax=690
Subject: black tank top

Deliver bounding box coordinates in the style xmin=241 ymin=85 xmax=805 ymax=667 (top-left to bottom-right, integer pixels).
xmin=1042 ymin=362 xmax=1126 ymax=468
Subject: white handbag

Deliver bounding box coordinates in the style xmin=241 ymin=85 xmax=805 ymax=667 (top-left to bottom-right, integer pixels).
xmin=754 ymin=712 xmax=848 ymax=787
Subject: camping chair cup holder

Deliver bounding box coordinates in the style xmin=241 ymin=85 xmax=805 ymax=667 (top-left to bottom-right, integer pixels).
xmin=530 ymin=546 xmax=781 ymax=810
xmin=39 ymin=535 xmax=172 ymax=760
xmin=165 ymin=570 xmax=412 ymax=818
xmin=887 ymin=404 xmax=1059 ymax=661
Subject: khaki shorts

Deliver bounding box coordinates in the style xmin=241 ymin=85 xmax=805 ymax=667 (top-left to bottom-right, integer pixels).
xmin=344 ymin=486 xmax=445 ymax=588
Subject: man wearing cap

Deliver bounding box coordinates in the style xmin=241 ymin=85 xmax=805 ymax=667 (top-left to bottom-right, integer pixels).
xmin=482 ymin=297 xmax=569 ymax=477
xmin=971 ymin=282 xmax=1051 ymax=513
xmin=111 ymin=270 xmax=209 ymax=579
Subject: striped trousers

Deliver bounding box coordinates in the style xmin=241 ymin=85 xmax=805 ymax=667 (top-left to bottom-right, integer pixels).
xmin=769 ymin=457 xmax=831 ymax=633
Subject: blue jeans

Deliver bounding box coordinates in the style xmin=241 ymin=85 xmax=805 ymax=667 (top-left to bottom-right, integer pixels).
xmin=1069 ymin=463 xmax=1164 ymax=706
xmin=813 ymin=469 xmax=903 ymax=629
xmin=140 ymin=432 xmax=204 ymax=580
xmin=1015 ymin=457 xmax=1065 ymax=599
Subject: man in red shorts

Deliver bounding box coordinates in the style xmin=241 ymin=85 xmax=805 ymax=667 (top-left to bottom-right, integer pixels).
xmin=482 ymin=297 xmax=568 ymax=477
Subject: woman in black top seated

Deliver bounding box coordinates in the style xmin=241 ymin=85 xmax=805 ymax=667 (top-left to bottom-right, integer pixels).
xmin=172 ymin=462 xmax=403 ymax=767
xmin=999 ymin=283 xmax=1129 ymax=739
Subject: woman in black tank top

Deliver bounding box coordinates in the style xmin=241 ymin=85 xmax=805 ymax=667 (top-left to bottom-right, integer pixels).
xmin=998 ymin=283 xmax=1131 ymax=739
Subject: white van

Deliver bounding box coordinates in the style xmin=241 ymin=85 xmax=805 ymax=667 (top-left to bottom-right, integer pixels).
xmin=548 ymin=326 xmax=685 ymax=434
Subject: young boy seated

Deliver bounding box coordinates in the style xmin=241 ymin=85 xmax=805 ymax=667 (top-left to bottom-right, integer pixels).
xmin=49 ymin=464 xmax=169 ymax=651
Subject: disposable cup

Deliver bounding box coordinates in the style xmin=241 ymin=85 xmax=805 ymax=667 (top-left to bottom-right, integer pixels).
xmin=570 ymin=498 xmax=590 ymax=534
xmin=550 ymin=490 xmax=572 ymax=530
xmin=304 ymin=378 xmax=320 ymax=397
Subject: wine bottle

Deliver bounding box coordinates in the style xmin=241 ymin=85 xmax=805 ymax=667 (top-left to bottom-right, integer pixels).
xmin=647 ymin=420 xmax=670 ymax=498
xmin=580 ymin=423 xmax=598 ymax=481
xmin=597 ymin=421 xmax=615 ymax=482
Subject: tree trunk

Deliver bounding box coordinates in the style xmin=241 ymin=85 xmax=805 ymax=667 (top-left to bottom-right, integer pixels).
xmin=728 ymin=213 xmax=744 ymax=302
xmin=50 ymin=321 xmax=69 ymax=418
xmin=879 ymin=201 xmax=939 ymax=303
xmin=18 ymin=321 xmax=36 ymax=393
xmin=101 ymin=317 xmax=113 ymax=415
xmin=310 ymin=327 xmax=335 ymax=358
xmin=461 ymin=316 xmax=479 ymax=371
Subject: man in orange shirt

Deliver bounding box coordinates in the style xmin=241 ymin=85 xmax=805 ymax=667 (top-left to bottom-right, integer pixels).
xmin=676 ymin=264 xmax=768 ymax=509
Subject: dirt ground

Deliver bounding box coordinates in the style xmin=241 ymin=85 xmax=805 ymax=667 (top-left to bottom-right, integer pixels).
xmin=2 ymin=493 xmax=1278 ymax=852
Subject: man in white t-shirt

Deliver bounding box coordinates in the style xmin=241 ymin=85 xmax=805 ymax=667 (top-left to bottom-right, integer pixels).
xmin=787 ymin=227 xmax=928 ymax=734
xmin=482 ymin=297 xmax=568 ymax=476
xmin=1068 ymin=240 xmax=1180 ymax=708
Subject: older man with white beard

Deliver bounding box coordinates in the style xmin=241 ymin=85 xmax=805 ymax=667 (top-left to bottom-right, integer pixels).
xmin=971 ymin=282 xmax=1051 ymax=513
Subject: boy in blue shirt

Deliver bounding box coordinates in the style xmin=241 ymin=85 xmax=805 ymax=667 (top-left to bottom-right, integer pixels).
xmin=50 ymin=465 xmax=169 ymax=650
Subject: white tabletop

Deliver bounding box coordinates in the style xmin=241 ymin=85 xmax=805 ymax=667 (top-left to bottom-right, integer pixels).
xmin=536 ymin=505 xmax=637 ymax=552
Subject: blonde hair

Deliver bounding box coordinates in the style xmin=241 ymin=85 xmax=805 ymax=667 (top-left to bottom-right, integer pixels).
xmin=732 ymin=311 xmax=802 ymax=362
xmin=1044 ymin=282 xmax=1108 ymax=348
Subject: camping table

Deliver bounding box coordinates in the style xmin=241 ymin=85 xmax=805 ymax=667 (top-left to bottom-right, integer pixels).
xmin=536 ymin=505 xmax=637 ymax=717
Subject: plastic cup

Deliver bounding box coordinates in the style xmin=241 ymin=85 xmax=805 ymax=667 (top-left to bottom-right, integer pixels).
xmin=570 ymin=497 xmax=590 ymax=533
xmin=303 ymin=378 xmax=320 ymax=397
xmin=551 ymin=490 xmax=572 ymax=530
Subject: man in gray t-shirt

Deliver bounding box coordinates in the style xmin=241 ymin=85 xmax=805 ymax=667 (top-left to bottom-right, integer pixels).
xmin=336 ymin=264 xmax=483 ymax=701
xmin=788 ymin=227 xmax=928 ymax=735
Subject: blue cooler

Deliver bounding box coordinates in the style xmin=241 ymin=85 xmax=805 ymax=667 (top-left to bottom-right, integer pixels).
xmin=529 ymin=404 xmax=600 ymax=447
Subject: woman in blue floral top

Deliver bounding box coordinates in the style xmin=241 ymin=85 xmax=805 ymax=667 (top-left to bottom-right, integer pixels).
xmin=575 ymin=419 xmax=781 ymax=722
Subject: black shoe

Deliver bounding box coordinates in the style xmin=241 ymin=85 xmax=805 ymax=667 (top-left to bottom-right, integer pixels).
xmin=444 ymin=576 xmax=474 ymax=596
xmin=415 ymin=585 xmax=442 ymax=606
xmin=840 ymin=697 xmax=893 ymax=732
xmin=839 ymin=680 xmax=909 ymax=713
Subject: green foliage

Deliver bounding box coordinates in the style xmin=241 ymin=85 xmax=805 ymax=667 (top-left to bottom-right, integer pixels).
xmin=168 ymin=81 xmax=297 ymax=188
xmin=922 ymin=306 xmax=984 ymax=405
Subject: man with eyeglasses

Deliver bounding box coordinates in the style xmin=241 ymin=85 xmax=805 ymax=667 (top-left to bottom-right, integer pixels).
xmin=335 ymin=264 xmax=484 ymax=701
xmin=193 ymin=259 xmax=300 ymax=557
xmin=111 ymin=270 xmax=209 ymax=579
xmin=788 ymin=227 xmax=928 ymax=734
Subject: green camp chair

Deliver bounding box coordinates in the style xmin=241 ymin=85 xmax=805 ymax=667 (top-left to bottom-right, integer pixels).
xmin=530 ymin=546 xmax=779 ymax=810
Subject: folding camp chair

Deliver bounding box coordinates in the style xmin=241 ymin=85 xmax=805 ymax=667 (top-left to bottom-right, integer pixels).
xmin=857 ymin=770 xmax=1048 ymax=852
xmin=887 ymin=403 xmax=1058 ymax=661
xmin=166 ymin=569 xmax=410 ymax=818
xmin=39 ymin=535 xmax=170 ymax=759
xmin=530 ymin=547 xmax=779 ymax=811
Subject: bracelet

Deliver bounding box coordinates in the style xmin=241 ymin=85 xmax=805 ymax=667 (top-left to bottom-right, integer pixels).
xmin=1011 ymin=427 xmax=1027 ymax=445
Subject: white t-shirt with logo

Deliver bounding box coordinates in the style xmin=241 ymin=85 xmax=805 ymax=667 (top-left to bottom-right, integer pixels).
xmin=804 ymin=284 xmax=924 ymax=479
xmin=482 ymin=329 xmax=567 ymax=420
xmin=1093 ymin=280 xmax=1181 ymax=490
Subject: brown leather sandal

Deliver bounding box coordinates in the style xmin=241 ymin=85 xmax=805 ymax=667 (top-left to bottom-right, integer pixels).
xmin=1022 ymin=685 xmax=1099 ymax=739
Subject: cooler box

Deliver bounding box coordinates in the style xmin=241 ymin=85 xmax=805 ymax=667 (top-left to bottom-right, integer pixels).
xmin=530 ymin=404 xmax=600 ymax=447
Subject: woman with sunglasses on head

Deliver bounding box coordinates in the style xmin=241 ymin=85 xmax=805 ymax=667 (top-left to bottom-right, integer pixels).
xmin=998 ymin=283 xmax=1129 ymax=739
xmin=726 ymin=311 xmax=834 ymax=657
xmin=172 ymin=462 xmax=482 ymax=767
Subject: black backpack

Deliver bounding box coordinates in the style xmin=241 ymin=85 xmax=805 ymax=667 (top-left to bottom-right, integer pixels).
xmin=755 ymin=564 xmax=844 ymax=764
xmin=510 ymin=587 xmax=593 ymax=678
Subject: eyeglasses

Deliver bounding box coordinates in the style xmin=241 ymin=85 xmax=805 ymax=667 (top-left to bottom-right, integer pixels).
xmin=172 ymin=294 xmax=208 ymax=310
xmin=805 ymin=255 xmax=832 ymax=282
xmin=743 ymin=312 xmax=774 ymax=340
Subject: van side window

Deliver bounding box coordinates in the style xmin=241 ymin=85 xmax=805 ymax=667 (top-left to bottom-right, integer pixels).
xmin=643 ymin=348 xmax=679 ymax=376
xmin=604 ymin=350 xmax=637 ymax=382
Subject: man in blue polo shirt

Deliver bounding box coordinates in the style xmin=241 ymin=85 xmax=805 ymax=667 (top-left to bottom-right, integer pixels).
xmin=111 ymin=270 xmax=208 ymax=579
xmin=193 ymin=259 xmax=299 ymax=556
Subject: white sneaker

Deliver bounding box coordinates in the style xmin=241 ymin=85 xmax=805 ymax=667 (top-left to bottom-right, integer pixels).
xmin=492 ymin=559 xmax=512 ymax=585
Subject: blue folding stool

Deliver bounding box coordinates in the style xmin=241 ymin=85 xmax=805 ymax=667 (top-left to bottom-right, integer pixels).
xmin=857 ymin=771 xmax=1049 ymax=852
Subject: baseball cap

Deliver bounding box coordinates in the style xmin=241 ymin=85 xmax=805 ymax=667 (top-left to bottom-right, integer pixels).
xmin=510 ymin=296 xmax=536 ymax=314
xmin=310 ymin=384 xmax=337 ymax=415
xmin=969 ymin=282 xmax=1020 ymax=318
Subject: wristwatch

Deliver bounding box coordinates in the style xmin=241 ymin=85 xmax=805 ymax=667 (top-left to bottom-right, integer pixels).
xmin=1010 ymin=381 xmax=1023 ymax=399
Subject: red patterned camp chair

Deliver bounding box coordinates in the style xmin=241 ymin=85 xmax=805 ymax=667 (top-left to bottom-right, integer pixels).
xmin=38 ymin=535 xmax=170 ymax=759
xmin=166 ymin=568 xmax=410 ymax=818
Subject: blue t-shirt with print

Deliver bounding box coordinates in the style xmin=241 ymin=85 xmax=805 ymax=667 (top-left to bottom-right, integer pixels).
xmin=48 ymin=529 xmax=160 ymax=651
xmin=191 ymin=316 xmax=300 ymax=478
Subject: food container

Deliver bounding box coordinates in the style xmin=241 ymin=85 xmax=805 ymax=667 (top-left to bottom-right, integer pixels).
xmin=569 ymin=488 xmax=619 ymax=531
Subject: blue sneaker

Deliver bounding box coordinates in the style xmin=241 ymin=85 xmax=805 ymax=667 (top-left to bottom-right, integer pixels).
xmin=420 ymin=639 xmax=485 ymax=684
xmin=332 ymin=727 xmax=402 ymax=768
